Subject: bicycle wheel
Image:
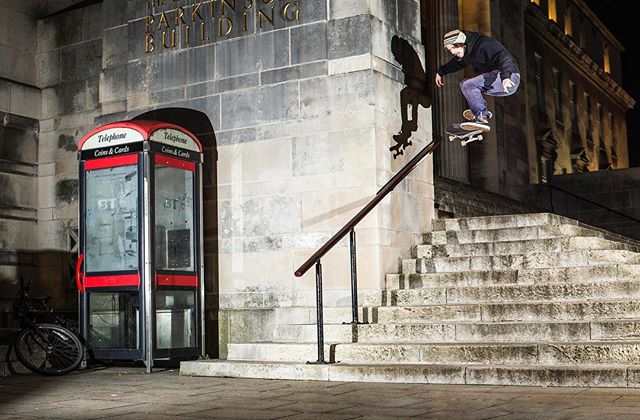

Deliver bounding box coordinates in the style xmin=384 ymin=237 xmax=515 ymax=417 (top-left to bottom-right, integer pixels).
xmin=15 ymin=323 xmax=83 ymax=375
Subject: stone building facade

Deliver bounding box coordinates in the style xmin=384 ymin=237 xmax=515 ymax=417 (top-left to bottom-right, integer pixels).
xmin=0 ymin=0 xmax=635 ymax=357
xmin=0 ymin=0 xmax=433 ymax=356
xmin=423 ymin=0 xmax=634 ymax=201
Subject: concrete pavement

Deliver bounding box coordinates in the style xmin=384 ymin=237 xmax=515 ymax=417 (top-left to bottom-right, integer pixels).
xmin=2 ymin=367 xmax=640 ymax=419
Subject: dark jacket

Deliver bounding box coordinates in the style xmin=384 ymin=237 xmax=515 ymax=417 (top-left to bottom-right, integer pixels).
xmin=437 ymin=31 xmax=519 ymax=81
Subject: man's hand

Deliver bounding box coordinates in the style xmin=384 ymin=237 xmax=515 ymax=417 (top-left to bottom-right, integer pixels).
xmin=435 ymin=73 xmax=444 ymax=87
xmin=502 ymin=78 xmax=515 ymax=93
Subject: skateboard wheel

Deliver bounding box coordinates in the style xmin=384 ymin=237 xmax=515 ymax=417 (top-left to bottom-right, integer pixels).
xmin=478 ymin=135 xmax=483 ymax=141
xmin=448 ymin=136 xmax=455 ymax=142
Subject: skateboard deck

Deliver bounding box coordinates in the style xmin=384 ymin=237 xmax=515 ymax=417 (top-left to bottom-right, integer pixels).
xmin=446 ymin=123 xmax=485 ymax=146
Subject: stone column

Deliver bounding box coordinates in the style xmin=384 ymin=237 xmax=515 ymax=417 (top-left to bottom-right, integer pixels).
xmin=424 ymin=0 xmax=469 ymax=183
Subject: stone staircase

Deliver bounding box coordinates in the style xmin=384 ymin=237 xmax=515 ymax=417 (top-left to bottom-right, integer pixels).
xmin=182 ymin=213 xmax=640 ymax=387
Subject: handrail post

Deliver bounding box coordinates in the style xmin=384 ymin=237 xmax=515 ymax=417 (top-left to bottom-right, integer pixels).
xmin=295 ymin=135 xmax=443 ymax=365
xmin=349 ymin=229 xmax=359 ymax=324
xmin=314 ymin=260 xmax=325 ymax=363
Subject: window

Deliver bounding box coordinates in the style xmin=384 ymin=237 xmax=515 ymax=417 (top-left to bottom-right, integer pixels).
xmin=548 ymin=0 xmax=557 ymax=22
xmin=569 ymin=80 xmax=578 ymax=126
xmin=610 ymin=112 xmax=617 ymax=161
xmin=564 ymin=6 xmax=573 ymax=36
xmin=85 ymin=165 xmax=139 ymax=273
xmin=535 ymin=53 xmax=545 ymax=113
xmin=156 ymin=290 xmax=196 ymax=349
xmin=599 ymin=144 xmax=610 ymax=170
xmin=610 ymin=113 xmax=615 ymax=138
xmin=603 ymin=44 xmax=611 ymax=74
xmin=553 ymin=68 xmax=563 ymax=123
xmin=598 ymin=103 xmax=604 ymax=143
xmin=585 ymin=93 xmax=592 ymax=133
xmin=89 ymin=292 xmax=139 ymax=350
xmin=154 ymin=164 xmax=195 ymax=272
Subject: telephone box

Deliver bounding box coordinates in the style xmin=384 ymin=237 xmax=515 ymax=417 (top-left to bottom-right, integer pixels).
xmin=76 ymin=120 xmax=204 ymax=371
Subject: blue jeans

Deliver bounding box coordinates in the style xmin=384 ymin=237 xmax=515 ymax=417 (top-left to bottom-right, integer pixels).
xmin=459 ymin=71 xmax=520 ymax=118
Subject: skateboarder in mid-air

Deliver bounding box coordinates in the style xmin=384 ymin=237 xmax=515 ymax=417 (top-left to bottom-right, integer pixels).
xmin=435 ymin=29 xmax=520 ymax=133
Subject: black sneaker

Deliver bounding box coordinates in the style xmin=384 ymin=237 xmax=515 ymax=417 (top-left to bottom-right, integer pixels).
xmin=460 ymin=117 xmax=490 ymax=132
xmin=463 ymin=110 xmax=493 ymax=121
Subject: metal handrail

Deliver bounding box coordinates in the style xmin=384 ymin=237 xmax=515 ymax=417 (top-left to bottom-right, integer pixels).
xmin=545 ymin=182 xmax=640 ymax=226
xmin=294 ymin=135 xmax=443 ymax=363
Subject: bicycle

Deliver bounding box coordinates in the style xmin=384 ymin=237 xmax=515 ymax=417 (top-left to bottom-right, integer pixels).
xmin=6 ymin=279 xmax=83 ymax=376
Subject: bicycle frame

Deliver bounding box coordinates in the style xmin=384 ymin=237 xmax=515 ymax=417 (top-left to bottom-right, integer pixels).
xmin=10 ymin=280 xmax=84 ymax=375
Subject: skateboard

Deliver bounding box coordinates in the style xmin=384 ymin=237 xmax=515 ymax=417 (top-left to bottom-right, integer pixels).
xmin=446 ymin=123 xmax=485 ymax=146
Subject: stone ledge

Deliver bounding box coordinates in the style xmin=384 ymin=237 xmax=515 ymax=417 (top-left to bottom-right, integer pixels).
xmin=181 ymin=360 xmax=640 ymax=387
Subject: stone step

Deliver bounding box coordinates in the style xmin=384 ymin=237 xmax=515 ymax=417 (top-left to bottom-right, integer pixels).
xmin=334 ymin=342 xmax=640 ymax=365
xmin=425 ymin=224 xmax=603 ymax=245
xmin=415 ymin=237 xmax=629 ymax=259
xmin=431 ymin=213 xmax=579 ymax=232
xmin=383 ymin=281 xmax=640 ymax=307
xmin=592 ymin=321 xmax=640 ymax=340
xmin=198 ymin=212 xmax=640 ymax=389
xmin=458 ymin=320 xmax=640 ymax=342
xmin=455 ymin=321 xmax=591 ymax=342
xmin=449 ymin=281 xmax=640 ymax=304
xmin=181 ymin=359 xmax=640 ymax=388
xmin=375 ymin=301 xmax=640 ymax=323
xmin=387 ymin=270 xmax=518 ymax=289
xmin=387 ymin=265 xmax=640 ymax=289
xmin=229 ymin=341 xmax=640 ymax=366
xmin=402 ymin=250 xmax=640 ymax=273
xmin=274 ymin=320 xmax=640 ymax=343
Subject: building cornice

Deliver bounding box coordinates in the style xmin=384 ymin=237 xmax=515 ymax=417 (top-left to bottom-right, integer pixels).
xmin=526 ymin=4 xmax=635 ymax=110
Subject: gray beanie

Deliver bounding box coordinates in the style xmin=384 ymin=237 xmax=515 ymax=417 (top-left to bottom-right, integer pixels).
xmin=443 ymin=29 xmax=466 ymax=46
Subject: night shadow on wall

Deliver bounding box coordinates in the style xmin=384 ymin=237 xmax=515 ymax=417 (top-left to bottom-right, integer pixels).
xmin=0 ymin=250 xmax=77 ymax=329
xmin=389 ymin=35 xmax=432 ymax=159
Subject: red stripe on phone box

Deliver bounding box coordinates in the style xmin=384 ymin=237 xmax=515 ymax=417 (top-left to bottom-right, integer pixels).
xmin=83 ymin=274 xmax=140 ymax=288
xmin=155 ymin=154 xmax=196 ymax=171
xmin=156 ymin=274 xmax=198 ymax=287
xmin=85 ymin=154 xmax=138 ymax=170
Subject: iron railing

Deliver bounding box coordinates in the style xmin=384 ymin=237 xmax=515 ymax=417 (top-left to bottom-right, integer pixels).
xmin=544 ymin=182 xmax=640 ymax=227
xmin=294 ymin=135 xmax=443 ymax=363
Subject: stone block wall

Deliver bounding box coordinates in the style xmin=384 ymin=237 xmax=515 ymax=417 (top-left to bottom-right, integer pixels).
xmin=0 ymin=113 xmax=39 ymax=317
xmin=0 ymin=6 xmax=41 ymax=317
xmin=32 ymin=3 xmax=105 ymax=312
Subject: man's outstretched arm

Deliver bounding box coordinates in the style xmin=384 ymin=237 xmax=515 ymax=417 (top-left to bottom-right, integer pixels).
xmin=435 ymin=58 xmax=467 ymax=87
